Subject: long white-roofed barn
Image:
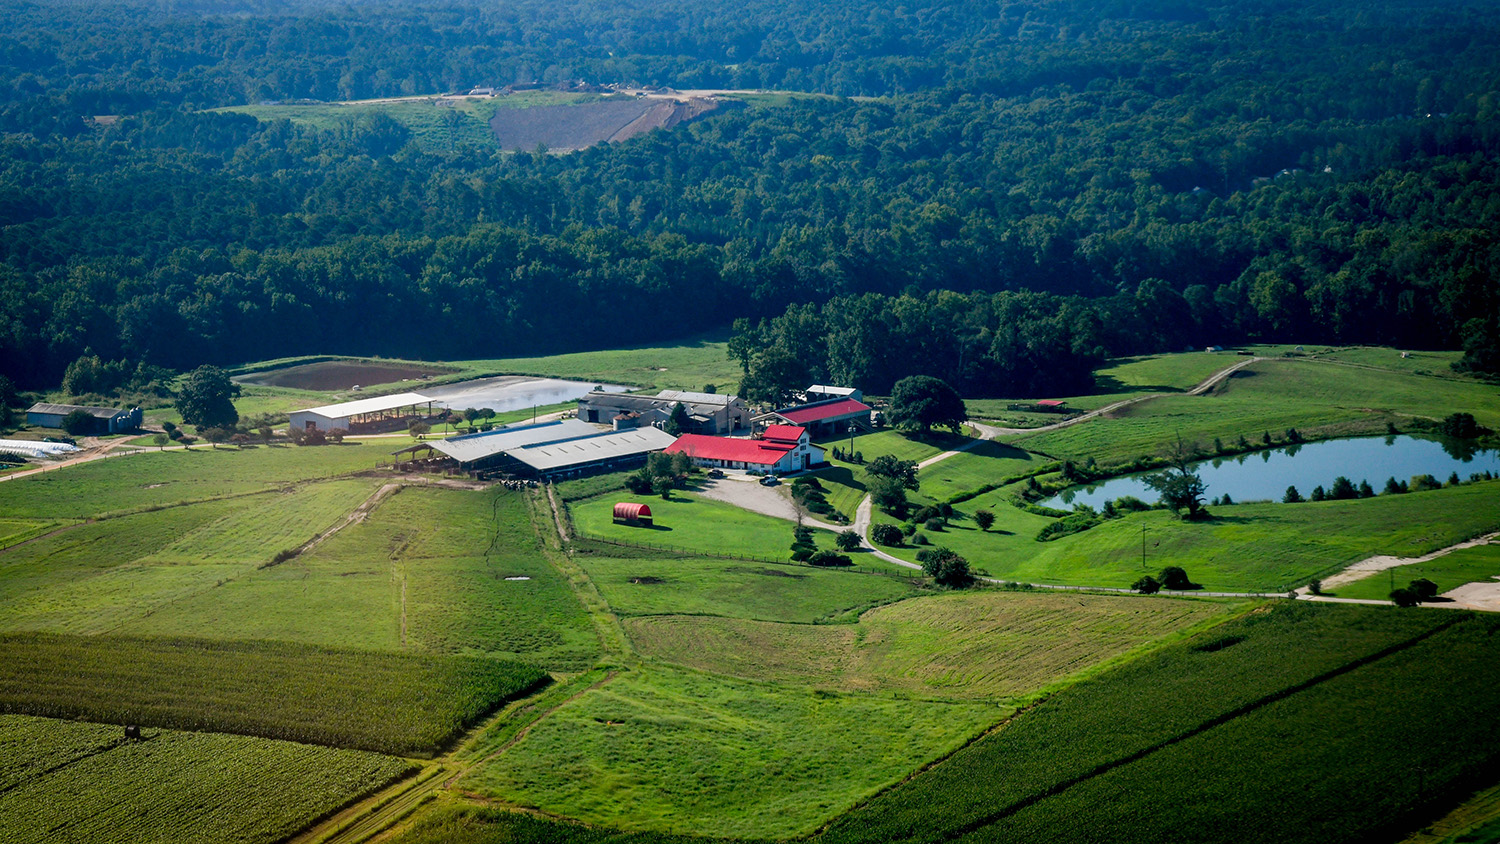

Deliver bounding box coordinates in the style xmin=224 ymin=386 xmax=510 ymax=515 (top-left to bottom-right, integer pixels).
xmin=288 ymin=392 xmax=437 ymax=433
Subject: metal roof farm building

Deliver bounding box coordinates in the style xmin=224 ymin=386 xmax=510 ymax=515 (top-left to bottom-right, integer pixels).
xmin=288 ymin=393 xmax=437 ymax=433
xmin=26 ymin=403 xmax=143 ymax=434
xmin=395 ymin=418 xmax=677 ymax=478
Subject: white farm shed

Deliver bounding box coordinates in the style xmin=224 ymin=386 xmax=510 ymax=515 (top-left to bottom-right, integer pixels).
xmin=288 ymin=392 xmax=435 ymax=433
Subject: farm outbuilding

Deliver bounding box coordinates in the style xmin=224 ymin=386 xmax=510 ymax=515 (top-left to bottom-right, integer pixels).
xmin=26 ymin=403 xmax=142 ymax=434
xmin=576 ymin=390 xmax=751 ymax=434
xmin=288 ymin=392 xmax=436 ymax=433
xmin=760 ymin=397 xmax=873 ymax=439
xmin=612 ymin=502 xmax=653 ymax=526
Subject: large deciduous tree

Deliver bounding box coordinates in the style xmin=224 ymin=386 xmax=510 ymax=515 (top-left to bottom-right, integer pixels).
xmin=176 ymin=365 xmax=241 ymax=429
xmin=887 ymin=375 xmax=967 ymax=434
xmin=865 ymin=455 xmax=919 ymax=490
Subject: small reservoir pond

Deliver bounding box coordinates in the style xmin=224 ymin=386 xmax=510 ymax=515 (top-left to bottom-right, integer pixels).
xmin=1046 ymin=436 xmax=1500 ymax=509
xmin=416 ymin=376 xmax=629 ymax=414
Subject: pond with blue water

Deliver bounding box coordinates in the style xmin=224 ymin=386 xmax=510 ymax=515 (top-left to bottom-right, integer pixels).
xmin=1046 ymin=435 xmax=1500 ymax=509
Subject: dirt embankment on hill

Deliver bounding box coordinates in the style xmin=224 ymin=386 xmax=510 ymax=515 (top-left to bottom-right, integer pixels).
xmin=488 ymin=97 xmax=722 ymax=152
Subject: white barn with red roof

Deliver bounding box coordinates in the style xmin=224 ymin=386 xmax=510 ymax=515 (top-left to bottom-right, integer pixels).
xmin=664 ymin=425 xmax=825 ymax=474
xmin=763 ymin=396 xmax=874 ymax=438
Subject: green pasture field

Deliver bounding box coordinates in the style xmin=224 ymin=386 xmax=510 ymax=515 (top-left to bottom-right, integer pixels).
xmin=569 ymin=491 xmax=841 ymax=560
xmin=950 ymin=613 xmax=1500 ymax=844
xmin=917 ymin=439 xmax=1047 ymax=503
xmin=0 ymin=714 xmax=413 ymax=844
xmin=122 ymin=488 xmax=599 ymax=668
xmin=387 ymin=803 xmax=715 ymax=844
xmin=0 ymin=633 xmax=544 ymax=755
xmin=1093 ymin=350 xmax=1246 ymax=393
xmin=876 ymin=481 xmax=1500 ymax=592
xmin=461 ymin=664 xmax=1001 ymax=839
xmin=572 ymin=549 xmax=919 ymax=624
xmin=1331 ymin=542 xmax=1500 ymax=601
xmin=0 ymin=441 xmax=392 ymax=519
xmin=0 ymin=481 xmax=379 ymax=635
xmin=622 ymin=591 xmax=1239 ymax=702
xmin=815 ymin=427 xmax=968 ymax=465
xmin=960 ymin=403 xmax=1080 ymax=427
xmin=0 ymin=517 xmax=69 ymax=549
xmin=814 ymin=601 xmax=1458 ymax=844
xmin=1291 ymin=344 xmax=1468 ymax=376
xmin=963 ymin=352 xmax=1243 ymax=421
xmin=1009 ymin=358 xmax=1500 ymax=466
xmin=555 ymin=469 xmax=635 ymax=501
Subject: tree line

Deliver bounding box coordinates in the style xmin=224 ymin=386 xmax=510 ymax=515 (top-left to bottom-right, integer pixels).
xmin=2 ymin=0 xmax=1500 ymax=389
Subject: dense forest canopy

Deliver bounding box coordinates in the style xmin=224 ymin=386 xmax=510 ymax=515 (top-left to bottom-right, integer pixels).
xmin=1 ymin=0 xmax=1499 ymax=390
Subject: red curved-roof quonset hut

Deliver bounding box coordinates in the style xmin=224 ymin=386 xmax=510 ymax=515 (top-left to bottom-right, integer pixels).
xmin=612 ymin=502 xmax=653 ymax=525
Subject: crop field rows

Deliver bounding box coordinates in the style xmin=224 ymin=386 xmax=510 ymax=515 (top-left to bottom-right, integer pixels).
xmin=815 ymin=603 xmax=1495 ymax=844
xmin=0 ymin=633 xmax=547 ymax=755
xmin=0 ymin=714 xmax=414 ymax=844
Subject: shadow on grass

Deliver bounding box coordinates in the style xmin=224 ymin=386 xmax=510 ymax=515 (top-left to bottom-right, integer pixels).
xmin=1092 ymin=374 xmax=1186 ymax=394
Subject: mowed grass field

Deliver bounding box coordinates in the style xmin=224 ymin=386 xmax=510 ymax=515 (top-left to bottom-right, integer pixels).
xmin=873 ymin=481 xmax=1500 ymax=591
xmin=917 ymin=439 xmax=1047 ymax=503
xmin=623 ymin=592 xmax=1239 ymax=701
xmin=574 ymin=549 xmax=919 ymax=623
xmin=461 ymin=664 xmax=1001 ymax=839
xmin=0 ymin=714 xmax=413 ymax=844
xmin=0 ymin=633 xmax=545 ymax=755
xmin=0 ymin=480 xmax=380 ymax=635
xmin=1010 ymin=358 xmax=1500 ymax=466
xmin=122 ymin=488 xmax=599 ymax=667
xmin=1333 ymin=542 xmax=1500 ymax=601
xmin=0 ymin=442 xmax=392 ymax=519
xmin=570 ymin=491 xmax=843 ymax=560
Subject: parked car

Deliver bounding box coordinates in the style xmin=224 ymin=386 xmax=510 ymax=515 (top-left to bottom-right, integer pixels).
xmin=759 ymin=475 xmax=781 ymax=486
xmin=707 ymin=469 xmax=725 ymax=479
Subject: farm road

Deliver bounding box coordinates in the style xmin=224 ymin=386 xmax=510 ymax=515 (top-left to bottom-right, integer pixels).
xmin=974 ymin=356 xmax=1264 ymax=438
xmin=0 ymin=435 xmax=138 ymax=483
xmin=693 ymin=475 xmax=844 ymax=533
xmin=1296 ymin=531 xmax=1500 ymax=611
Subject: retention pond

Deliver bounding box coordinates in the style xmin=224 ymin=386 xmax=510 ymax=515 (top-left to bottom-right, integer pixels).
xmin=1046 ymin=435 xmax=1500 ymax=509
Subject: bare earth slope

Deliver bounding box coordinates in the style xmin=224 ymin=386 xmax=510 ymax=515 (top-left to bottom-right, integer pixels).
xmin=489 ymin=97 xmax=719 ymax=151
